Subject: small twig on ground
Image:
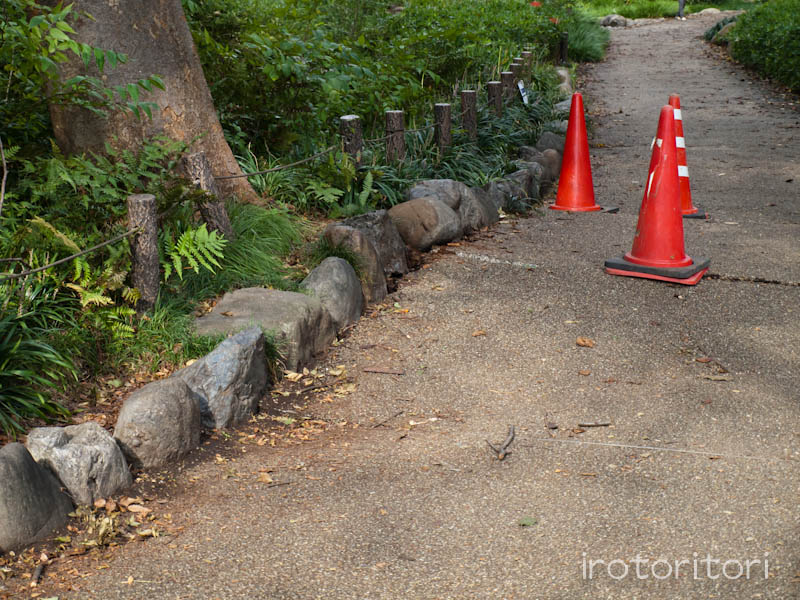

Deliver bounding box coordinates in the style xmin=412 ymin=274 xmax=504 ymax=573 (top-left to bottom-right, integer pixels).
xmin=486 ymin=425 xmax=515 ymax=460
xmin=373 ymin=410 xmax=404 ymax=428
xmin=267 ymin=481 xmax=293 ymax=488
xmin=363 ymin=367 xmax=405 ymax=375
xmin=577 ymin=421 xmax=611 ymax=428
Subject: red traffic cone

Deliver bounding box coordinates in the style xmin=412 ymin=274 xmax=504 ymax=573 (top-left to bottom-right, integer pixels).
xmin=550 ymin=93 xmax=602 ymax=212
xmin=605 ymin=105 xmax=709 ymax=285
xmin=668 ymin=94 xmax=707 ymax=219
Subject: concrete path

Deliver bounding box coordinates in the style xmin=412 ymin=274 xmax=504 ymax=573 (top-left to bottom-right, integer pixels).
xmin=43 ymin=13 xmax=799 ymax=600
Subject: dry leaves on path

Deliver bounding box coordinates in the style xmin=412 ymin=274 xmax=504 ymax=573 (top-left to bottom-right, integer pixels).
xmin=576 ymin=337 xmax=595 ymax=348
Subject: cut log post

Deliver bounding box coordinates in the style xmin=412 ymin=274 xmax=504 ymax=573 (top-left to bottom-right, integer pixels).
xmin=340 ymin=115 xmax=363 ymax=165
xmin=385 ymin=110 xmax=405 ymax=162
xmin=560 ymin=32 xmax=569 ymax=65
xmin=127 ymin=194 xmax=159 ymax=314
xmin=460 ymin=90 xmax=477 ymax=141
xmin=510 ymin=62 xmax=522 ymax=82
xmin=487 ymin=81 xmax=503 ymax=116
xmin=434 ymin=103 xmax=452 ymax=152
xmin=182 ymin=152 xmax=235 ymax=241
xmin=501 ymin=71 xmax=515 ymax=98
xmin=521 ymin=51 xmax=533 ymax=66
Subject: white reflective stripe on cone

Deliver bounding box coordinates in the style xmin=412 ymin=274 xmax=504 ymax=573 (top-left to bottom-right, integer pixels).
xmin=647 ymin=171 xmax=655 ymax=196
xmin=674 ymin=109 xmax=682 ymax=121
xmin=676 ymin=137 xmax=686 ymax=148
xmin=678 ymin=165 xmax=689 ymax=177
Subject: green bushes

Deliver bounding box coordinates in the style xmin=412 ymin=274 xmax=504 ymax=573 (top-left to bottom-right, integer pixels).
xmin=729 ymin=0 xmax=800 ymax=91
xmin=183 ymin=0 xmax=588 ymax=155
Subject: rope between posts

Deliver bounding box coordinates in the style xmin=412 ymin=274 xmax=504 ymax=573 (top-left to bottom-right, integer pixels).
xmin=214 ymin=145 xmax=337 ymax=180
xmin=0 ymin=228 xmax=141 ymax=283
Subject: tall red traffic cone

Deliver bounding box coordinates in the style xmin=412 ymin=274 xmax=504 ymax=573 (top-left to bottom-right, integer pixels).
xmin=668 ymin=94 xmax=707 ymax=219
xmin=605 ymin=105 xmax=709 ymax=285
xmin=550 ymin=93 xmax=602 ymax=212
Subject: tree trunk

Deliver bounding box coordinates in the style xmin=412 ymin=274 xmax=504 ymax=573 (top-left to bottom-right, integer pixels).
xmin=47 ymin=0 xmax=259 ymax=203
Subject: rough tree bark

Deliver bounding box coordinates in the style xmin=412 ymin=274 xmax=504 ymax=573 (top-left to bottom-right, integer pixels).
xmin=47 ymin=0 xmax=259 ymax=203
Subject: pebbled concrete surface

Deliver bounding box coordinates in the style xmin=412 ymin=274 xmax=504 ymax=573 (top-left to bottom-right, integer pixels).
xmin=35 ymin=13 xmax=799 ymax=600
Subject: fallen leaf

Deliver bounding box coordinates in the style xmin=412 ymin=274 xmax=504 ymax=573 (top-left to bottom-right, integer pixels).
xmin=257 ymin=473 xmax=274 ymax=484
xmin=578 ymin=370 xmax=591 ymax=376
xmin=695 ymin=357 xmax=712 ymax=363
xmin=126 ymin=504 xmax=150 ymax=516
xmin=518 ymin=516 xmax=538 ymax=527
xmin=220 ymin=311 xmax=234 ymax=317
xmin=328 ymin=366 xmax=346 ymax=377
xmin=580 ymin=472 xmax=598 ymax=477
xmin=284 ymin=371 xmax=303 ymax=383
xmin=576 ymin=337 xmax=595 ymax=348
xmin=572 ymin=428 xmax=586 ymax=434
xmin=472 ymin=330 xmax=487 ymax=337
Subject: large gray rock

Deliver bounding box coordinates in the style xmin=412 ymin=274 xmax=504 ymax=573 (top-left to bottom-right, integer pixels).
xmin=519 ymin=146 xmax=545 ymax=163
xmin=323 ymin=224 xmax=387 ymax=304
xmin=407 ymin=179 xmax=464 ymax=210
xmin=480 ymin=181 xmax=508 ymax=211
xmin=194 ymin=288 xmax=336 ymax=371
xmin=26 ymin=422 xmax=132 ymax=506
xmin=177 ymin=327 xmax=269 ymax=429
xmin=555 ymin=67 xmax=572 ymax=95
xmin=301 ymin=257 xmax=363 ymax=331
xmin=553 ymin=98 xmax=572 ymax=115
xmin=388 ymin=197 xmax=462 ymax=251
xmin=530 ymin=148 xmax=563 ymax=182
xmin=543 ymin=120 xmax=569 ymax=135
xmin=601 ymin=14 xmax=629 ymax=27
xmin=114 ymin=378 xmax=201 ymax=469
xmin=341 ymin=210 xmax=409 ymax=278
xmin=0 ymin=443 xmax=73 ymax=552
xmin=506 ymin=169 xmax=536 ymax=199
xmin=407 ymin=179 xmax=498 ymax=232
xmin=461 ymin=187 xmax=500 ymax=230
xmin=536 ymin=132 xmax=566 ymax=154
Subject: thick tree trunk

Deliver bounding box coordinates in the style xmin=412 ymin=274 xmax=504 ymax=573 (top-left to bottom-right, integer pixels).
xmin=47 ymin=0 xmax=259 ymax=203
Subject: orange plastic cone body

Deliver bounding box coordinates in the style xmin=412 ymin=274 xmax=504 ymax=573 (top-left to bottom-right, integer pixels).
xmin=626 ymin=106 xmax=690 ymax=268
xmin=668 ymin=94 xmax=699 ymax=216
xmin=550 ymin=93 xmax=601 ymax=212
xmin=604 ymin=105 xmax=709 ymax=285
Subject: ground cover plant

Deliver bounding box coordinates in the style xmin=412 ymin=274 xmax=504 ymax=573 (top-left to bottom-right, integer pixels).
xmin=726 ymin=0 xmax=800 ymax=92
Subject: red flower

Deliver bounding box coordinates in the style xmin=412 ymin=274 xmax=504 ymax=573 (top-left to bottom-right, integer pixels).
xmin=549 ymin=16 xmax=559 ymax=23
xmin=530 ymin=1 xmax=542 ymax=6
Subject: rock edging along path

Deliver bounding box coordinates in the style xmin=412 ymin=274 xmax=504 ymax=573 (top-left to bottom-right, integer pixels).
xmin=58 ymin=13 xmax=799 ymax=600
xmin=0 ymin=123 xmax=569 ymax=554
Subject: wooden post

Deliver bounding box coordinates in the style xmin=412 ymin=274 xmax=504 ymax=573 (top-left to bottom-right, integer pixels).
xmin=510 ymin=62 xmax=522 ymax=82
xmin=460 ymin=90 xmax=477 ymax=141
xmin=127 ymin=194 xmax=159 ymax=314
xmin=434 ymin=103 xmax=451 ymax=152
xmin=521 ymin=50 xmax=533 ymax=66
xmin=340 ymin=115 xmax=363 ymax=165
xmin=385 ymin=110 xmax=405 ymax=162
xmin=559 ymin=32 xmax=569 ymax=65
xmin=182 ymin=152 xmax=235 ymax=241
xmin=501 ymin=71 xmax=515 ymax=98
xmin=487 ymin=81 xmax=503 ymax=116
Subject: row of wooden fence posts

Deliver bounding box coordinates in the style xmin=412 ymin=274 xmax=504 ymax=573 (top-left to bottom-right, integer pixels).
xmin=339 ymin=51 xmax=538 ymax=162
xmin=128 ymin=46 xmax=556 ymax=312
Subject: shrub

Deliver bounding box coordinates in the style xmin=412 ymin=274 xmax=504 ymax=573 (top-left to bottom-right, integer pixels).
xmin=729 ymin=0 xmax=800 ymax=91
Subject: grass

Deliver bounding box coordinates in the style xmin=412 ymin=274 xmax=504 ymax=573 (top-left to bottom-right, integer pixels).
xmin=577 ymin=0 xmax=757 ymax=19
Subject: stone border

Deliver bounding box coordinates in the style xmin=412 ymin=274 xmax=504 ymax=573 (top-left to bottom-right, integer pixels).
xmin=1 ymin=123 xmax=569 ymax=555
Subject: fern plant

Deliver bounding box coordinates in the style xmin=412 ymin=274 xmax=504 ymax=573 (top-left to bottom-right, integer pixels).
xmin=161 ymin=223 xmax=228 ymax=282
